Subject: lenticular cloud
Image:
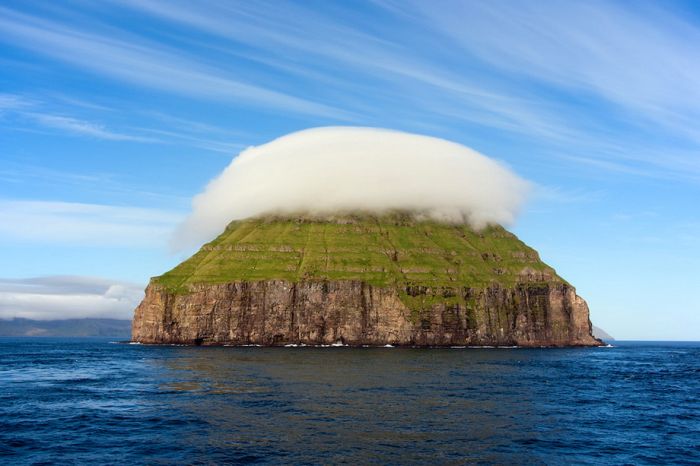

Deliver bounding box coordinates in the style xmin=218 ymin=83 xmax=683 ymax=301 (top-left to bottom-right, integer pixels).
xmin=173 ymin=127 xmax=530 ymax=250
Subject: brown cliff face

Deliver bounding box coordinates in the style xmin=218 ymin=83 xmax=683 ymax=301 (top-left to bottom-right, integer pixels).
xmin=132 ymin=279 xmax=600 ymax=347
xmin=131 ymin=214 xmax=601 ymax=347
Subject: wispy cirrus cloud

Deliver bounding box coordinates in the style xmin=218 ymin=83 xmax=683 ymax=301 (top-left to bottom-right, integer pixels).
xmin=26 ymin=113 xmax=155 ymax=141
xmin=0 ymin=275 xmax=143 ymax=320
xmin=2 ymin=1 xmax=700 ymax=181
xmin=0 ymin=92 xmax=157 ymax=142
xmin=0 ymin=161 xmax=192 ymax=208
xmin=0 ymin=93 xmax=36 ymax=111
xmin=112 ymin=0 xmax=700 ymax=180
xmin=0 ymin=199 xmax=184 ymax=247
xmin=1 ymin=92 xmax=248 ymax=151
xmin=400 ymin=0 xmax=700 ymax=143
xmin=0 ymin=6 xmax=349 ymax=120
xmin=135 ymin=127 xmax=246 ymax=154
xmin=115 ymin=0 xmax=569 ymax=139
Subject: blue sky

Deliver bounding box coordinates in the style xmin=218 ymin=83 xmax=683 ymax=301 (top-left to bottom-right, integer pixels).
xmin=1 ymin=0 xmax=698 ymax=339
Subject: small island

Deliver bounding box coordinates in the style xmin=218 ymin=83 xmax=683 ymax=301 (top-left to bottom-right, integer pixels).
xmin=132 ymin=213 xmax=602 ymax=347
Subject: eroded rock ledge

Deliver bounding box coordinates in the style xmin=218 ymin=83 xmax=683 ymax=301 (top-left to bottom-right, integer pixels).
xmin=132 ymin=279 xmax=601 ymax=347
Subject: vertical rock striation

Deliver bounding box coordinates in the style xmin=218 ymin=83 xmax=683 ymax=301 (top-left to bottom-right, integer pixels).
xmin=132 ymin=277 xmax=600 ymax=346
xmin=132 ymin=214 xmax=601 ymax=347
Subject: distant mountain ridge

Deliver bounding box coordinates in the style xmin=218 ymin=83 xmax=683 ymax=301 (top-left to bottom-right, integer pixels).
xmin=592 ymin=325 xmax=614 ymax=341
xmin=0 ymin=318 xmax=131 ymax=337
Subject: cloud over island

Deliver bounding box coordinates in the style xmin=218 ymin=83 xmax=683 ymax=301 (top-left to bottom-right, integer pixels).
xmin=173 ymin=127 xmax=530 ymax=250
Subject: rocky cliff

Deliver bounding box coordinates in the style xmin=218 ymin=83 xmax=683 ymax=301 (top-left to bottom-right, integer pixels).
xmin=132 ymin=213 xmax=601 ymax=347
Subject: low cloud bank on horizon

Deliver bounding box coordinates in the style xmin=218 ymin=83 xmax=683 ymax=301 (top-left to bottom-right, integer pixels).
xmin=0 ymin=276 xmax=143 ymax=321
xmin=173 ymin=127 xmax=530 ymax=250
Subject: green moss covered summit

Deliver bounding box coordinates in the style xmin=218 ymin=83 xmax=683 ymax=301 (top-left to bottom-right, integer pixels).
xmin=155 ymin=213 xmax=558 ymax=290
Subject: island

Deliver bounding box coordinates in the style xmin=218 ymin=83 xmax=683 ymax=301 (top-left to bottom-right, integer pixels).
xmin=132 ymin=213 xmax=602 ymax=347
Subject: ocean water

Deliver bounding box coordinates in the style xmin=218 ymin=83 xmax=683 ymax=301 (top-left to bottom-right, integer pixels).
xmin=0 ymin=339 xmax=698 ymax=465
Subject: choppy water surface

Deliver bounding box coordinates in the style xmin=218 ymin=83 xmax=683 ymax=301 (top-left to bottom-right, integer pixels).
xmin=1 ymin=339 xmax=698 ymax=465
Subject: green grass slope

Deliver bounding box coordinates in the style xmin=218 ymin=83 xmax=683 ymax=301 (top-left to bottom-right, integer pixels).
xmin=154 ymin=213 xmax=562 ymax=300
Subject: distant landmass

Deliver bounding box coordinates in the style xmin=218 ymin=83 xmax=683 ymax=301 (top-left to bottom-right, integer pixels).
xmin=592 ymin=325 xmax=614 ymax=341
xmin=0 ymin=318 xmax=131 ymax=337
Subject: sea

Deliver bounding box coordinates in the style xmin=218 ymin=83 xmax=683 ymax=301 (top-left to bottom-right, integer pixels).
xmin=0 ymin=339 xmax=698 ymax=465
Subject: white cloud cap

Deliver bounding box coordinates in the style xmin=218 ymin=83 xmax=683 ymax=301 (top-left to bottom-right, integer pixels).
xmin=174 ymin=127 xmax=530 ymax=249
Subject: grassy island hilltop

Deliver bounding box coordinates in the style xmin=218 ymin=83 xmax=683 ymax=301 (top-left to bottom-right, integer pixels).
xmin=155 ymin=212 xmax=560 ymax=303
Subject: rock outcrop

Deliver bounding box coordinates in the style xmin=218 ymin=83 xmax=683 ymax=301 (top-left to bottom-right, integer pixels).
xmin=133 ymin=280 xmax=598 ymax=346
xmin=131 ymin=214 xmax=602 ymax=347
